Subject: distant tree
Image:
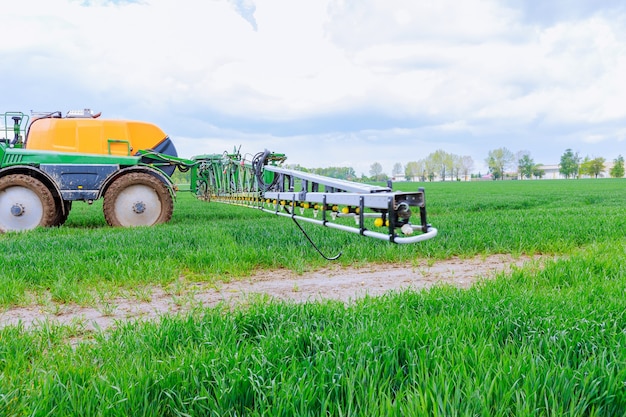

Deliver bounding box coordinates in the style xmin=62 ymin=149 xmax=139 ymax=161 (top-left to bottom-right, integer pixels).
xmin=444 ymin=153 xmax=455 ymax=181
xmin=369 ymin=162 xmax=384 ymax=181
xmin=392 ymin=162 xmax=404 ymax=179
xmin=517 ymin=152 xmax=535 ymax=179
xmin=461 ymin=156 xmax=474 ymax=181
xmin=579 ymin=156 xmax=592 ymax=177
xmin=610 ymin=155 xmax=624 ymax=178
xmin=405 ymin=161 xmax=423 ymax=181
xmin=423 ymin=157 xmax=437 ymax=181
xmin=532 ymin=164 xmax=545 ymax=179
xmin=485 ymin=147 xmax=515 ymax=180
xmin=310 ymin=166 xmax=356 ymax=180
xmin=590 ymin=157 xmax=606 ymax=178
xmin=430 ymin=149 xmax=451 ymax=181
xmin=451 ymin=154 xmax=462 ymax=181
xmin=559 ymin=149 xmax=581 ymax=179
xmin=580 ymin=157 xmax=605 ymax=179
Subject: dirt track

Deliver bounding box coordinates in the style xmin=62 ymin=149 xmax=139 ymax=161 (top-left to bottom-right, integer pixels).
xmin=0 ymin=254 xmax=543 ymax=331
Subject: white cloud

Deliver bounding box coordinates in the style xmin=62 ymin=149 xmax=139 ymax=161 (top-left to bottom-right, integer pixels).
xmin=327 ymin=0 xmax=521 ymax=49
xmin=2 ymin=0 xmax=626 ymax=174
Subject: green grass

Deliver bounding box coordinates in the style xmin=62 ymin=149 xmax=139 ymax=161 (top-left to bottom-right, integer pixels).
xmin=394 ymin=178 xmax=626 ymax=255
xmin=1 ymin=242 xmax=626 ymax=416
xmin=2 ymin=178 xmax=626 ymax=415
xmin=2 ymin=179 xmax=625 ymax=306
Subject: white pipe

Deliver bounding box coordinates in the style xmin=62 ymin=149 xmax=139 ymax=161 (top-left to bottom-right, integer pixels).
xmin=258 ymin=207 xmax=438 ymax=244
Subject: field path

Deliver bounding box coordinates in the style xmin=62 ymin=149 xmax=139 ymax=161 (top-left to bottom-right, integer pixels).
xmin=0 ymin=254 xmax=544 ymax=332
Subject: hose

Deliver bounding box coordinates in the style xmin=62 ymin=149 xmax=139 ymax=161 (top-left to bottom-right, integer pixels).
xmin=252 ymin=149 xmax=280 ymax=192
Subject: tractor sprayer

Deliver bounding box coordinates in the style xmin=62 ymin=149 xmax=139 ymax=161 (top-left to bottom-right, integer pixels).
xmin=0 ymin=110 xmax=437 ymax=256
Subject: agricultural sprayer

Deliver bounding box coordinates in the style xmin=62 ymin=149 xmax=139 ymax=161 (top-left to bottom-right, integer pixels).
xmin=0 ymin=110 xmax=437 ymax=251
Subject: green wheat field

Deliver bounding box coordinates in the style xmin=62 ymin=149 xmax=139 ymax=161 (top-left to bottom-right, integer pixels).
xmin=1 ymin=179 xmax=626 ymax=416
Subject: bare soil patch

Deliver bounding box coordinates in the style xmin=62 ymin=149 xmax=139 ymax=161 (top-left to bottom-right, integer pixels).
xmin=0 ymin=254 xmax=544 ymax=332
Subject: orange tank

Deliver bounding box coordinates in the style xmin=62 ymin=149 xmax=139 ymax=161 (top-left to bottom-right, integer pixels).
xmin=26 ymin=117 xmax=170 ymax=156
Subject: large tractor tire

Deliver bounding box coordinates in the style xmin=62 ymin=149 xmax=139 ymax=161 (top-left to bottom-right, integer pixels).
xmin=51 ymin=200 xmax=72 ymax=227
xmin=0 ymin=174 xmax=57 ymax=233
xmin=103 ymin=172 xmax=173 ymax=227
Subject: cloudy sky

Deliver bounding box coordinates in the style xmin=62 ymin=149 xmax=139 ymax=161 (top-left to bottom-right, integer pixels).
xmin=3 ymin=0 xmax=626 ymax=176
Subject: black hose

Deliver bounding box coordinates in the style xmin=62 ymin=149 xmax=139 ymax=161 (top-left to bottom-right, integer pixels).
xmin=252 ymin=149 xmax=279 ymax=192
xmin=290 ymin=215 xmax=342 ymax=261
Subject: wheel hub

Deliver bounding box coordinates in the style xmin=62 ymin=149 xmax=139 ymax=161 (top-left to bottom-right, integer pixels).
xmin=105 ymin=179 xmax=169 ymax=227
xmin=10 ymin=203 xmax=25 ymax=217
xmin=132 ymin=201 xmax=146 ymax=214
xmin=0 ymin=183 xmax=46 ymax=232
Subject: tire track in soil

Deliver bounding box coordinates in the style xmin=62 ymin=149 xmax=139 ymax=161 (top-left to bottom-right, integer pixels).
xmin=0 ymin=254 xmax=545 ymax=332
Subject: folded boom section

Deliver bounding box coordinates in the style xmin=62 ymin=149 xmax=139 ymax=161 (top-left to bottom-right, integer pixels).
xmin=191 ymin=150 xmax=437 ymax=244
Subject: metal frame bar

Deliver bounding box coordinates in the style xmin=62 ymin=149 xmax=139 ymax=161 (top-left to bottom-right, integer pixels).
xmin=257 ymin=204 xmax=437 ymax=244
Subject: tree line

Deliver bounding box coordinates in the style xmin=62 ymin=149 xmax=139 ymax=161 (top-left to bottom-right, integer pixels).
xmin=291 ymin=148 xmax=625 ymax=182
xmin=485 ymin=147 xmax=624 ymax=180
xmin=400 ymin=150 xmax=475 ymax=182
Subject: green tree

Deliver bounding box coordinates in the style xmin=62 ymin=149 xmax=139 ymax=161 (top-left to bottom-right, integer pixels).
xmin=461 ymin=156 xmax=474 ymax=181
xmin=559 ymin=149 xmax=580 ymax=179
xmin=392 ymin=162 xmax=404 ymax=179
xmin=443 ymin=152 xmax=455 ymax=181
xmin=532 ymin=165 xmax=545 ymax=179
xmin=517 ymin=153 xmax=535 ymax=179
xmin=423 ymin=157 xmax=437 ymax=182
xmin=311 ymin=166 xmax=356 ymax=180
xmin=418 ymin=151 xmax=471 ymax=181
xmin=610 ymin=155 xmax=625 ymax=178
xmin=590 ymin=157 xmax=606 ymax=178
xmin=485 ymin=147 xmax=515 ymax=180
xmin=451 ymin=154 xmax=462 ymax=181
xmin=430 ymin=149 xmax=452 ymax=181
xmin=579 ymin=156 xmax=592 ymax=177
xmin=369 ymin=162 xmax=384 ymax=181
xmin=580 ymin=157 xmax=606 ymax=179
xmin=405 ymin=161 xmax=423 ymax=181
